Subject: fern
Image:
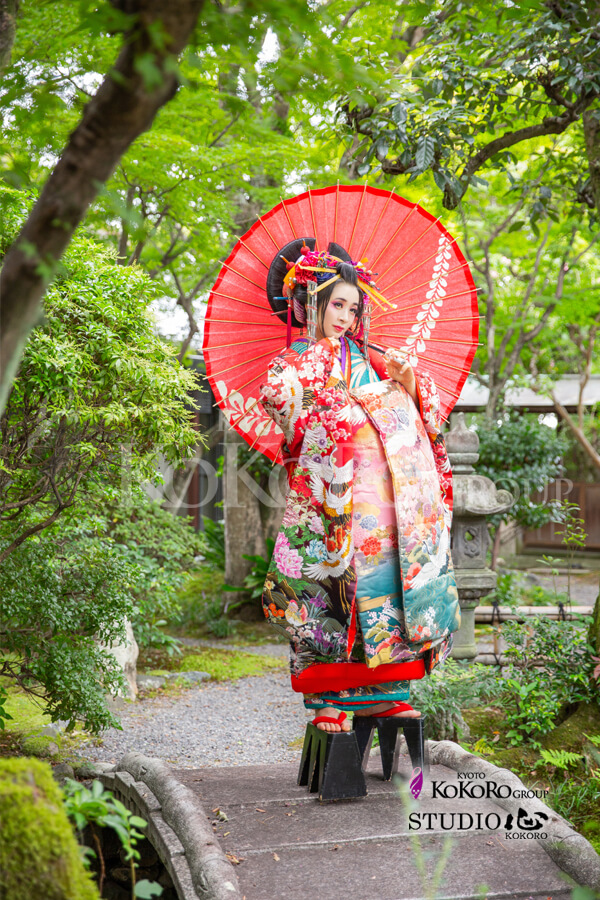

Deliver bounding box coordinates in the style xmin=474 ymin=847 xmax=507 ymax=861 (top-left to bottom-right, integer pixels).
xmin=540 ymin=748 xmax=583 ymax=770
xmin=584 ymin=734 xmax=600 ymax=747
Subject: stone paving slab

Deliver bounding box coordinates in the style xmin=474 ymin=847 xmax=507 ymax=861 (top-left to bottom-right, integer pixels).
xmin=179 ymin=758 xmax=575 ymax=900
xmin=230 ymin=835 xmax=571 ymax=900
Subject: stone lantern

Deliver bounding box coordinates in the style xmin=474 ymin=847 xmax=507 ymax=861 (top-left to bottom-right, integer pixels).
xmin=446 ymin=413 xmax=514 ymax=661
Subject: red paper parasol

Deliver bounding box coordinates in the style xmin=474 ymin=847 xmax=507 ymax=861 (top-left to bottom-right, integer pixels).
xmin=203 ymin=185 xmax=478 ymax=462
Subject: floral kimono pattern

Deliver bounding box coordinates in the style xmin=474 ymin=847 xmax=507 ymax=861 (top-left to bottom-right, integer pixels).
xmin=259 ymin=336 xmax=459 ymax=683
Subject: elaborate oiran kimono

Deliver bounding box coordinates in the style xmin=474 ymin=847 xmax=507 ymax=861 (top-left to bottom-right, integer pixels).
xmin=259 ymin=334 xmax=460 ymax=711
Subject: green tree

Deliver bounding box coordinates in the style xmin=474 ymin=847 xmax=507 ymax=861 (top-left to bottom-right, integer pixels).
xmin=458 ymin=170 xmax=600 ymax=421
xmin=0 ymin=0 xmax=204 ymax=412
xmin=335 ymin=1 xmax=600 ymax=216
xmin=477 ymin=413 xmax=567 ymax=568
xmin=0 ymin=0 xmax=354 ymax=409
xmin=0 ymin=186 xmax=200 ymax=561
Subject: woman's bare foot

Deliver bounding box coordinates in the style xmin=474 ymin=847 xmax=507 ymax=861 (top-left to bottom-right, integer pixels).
xmin=354 ymin=702 xmax=421 ymax=718
xmin=313 ymin=707 xmax=352 ymax=732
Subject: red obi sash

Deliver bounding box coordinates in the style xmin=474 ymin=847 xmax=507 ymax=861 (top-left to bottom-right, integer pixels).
xmin=290 ymin=659 xmax=425 ymax=694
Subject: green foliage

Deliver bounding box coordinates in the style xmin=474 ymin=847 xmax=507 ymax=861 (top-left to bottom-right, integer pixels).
xmin=538 ymin=748 xmax=583 ymax=771
xmin=411 ymin=659 xmax=499 ymax=740
xmin=486 ymin=571 xmax=568 ymax=609
xmin=0 ymin=517 xmax=135 ymax=732
xmin=176 ymin=566 xmax=230 ymax=638
xmin=335 ymin=1 xmax=600 ymax=217
xmin=546 ymin=774 xmax=600 ymax=849
xmin=175 ymin=518 xmax=229 ymax=637
xmin=105 ymin=488 xmax=205 ymax=651
xmin=0 ymin=188 xmax=200 ymax=560
xmin=0 ymin=684 xmax=12 ymax=730
xmin=0 ymin=0 xmax=368 ymax=348
xmin=63 ymin=778 xmax=162 ymax=898
xmin=501 ymin=616 xmax=599 ymax=747
xmin=558 ymin=504 xmax=589 ymax=604
xmin=197 ymin=518 xmax=225 ymax=570
xmin=477 ymin=414 xmax=566 ymax=531
xmin=239 ymin=537 xmax=275 ymax=601
xmin=0 ymin=758 xmax=100 ymax=900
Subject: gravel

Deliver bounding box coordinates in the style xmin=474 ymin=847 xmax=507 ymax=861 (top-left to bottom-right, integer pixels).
xmin=81 ymin=666 xmax=309 ymax=769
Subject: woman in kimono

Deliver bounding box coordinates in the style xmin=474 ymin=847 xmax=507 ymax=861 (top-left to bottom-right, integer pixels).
xmin=259 ymin=240 xmax=460 ymax=733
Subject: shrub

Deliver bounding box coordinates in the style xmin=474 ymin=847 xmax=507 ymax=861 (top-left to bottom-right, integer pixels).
xmin=411 ymin=659 xmax=499 ymax=741
xmin=63 ymin=778 xmax=160 ymax=899
xmin=0 ymin=518 xmax=135 ymax=732
xmin=501 ymin=616 xmax=599 ymax=747
xmin=486 ymin=571 xmax=568 ymax=608
xmin=177 ymin=566 xmax=229 ymax=637
xmin=105 ymin=488 xmax=205 ymax=651
xmin=0 ymin=188 xmax=201 ymax=565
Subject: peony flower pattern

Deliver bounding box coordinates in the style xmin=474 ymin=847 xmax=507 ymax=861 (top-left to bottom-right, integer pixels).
xmin=258 ymin=335 xmax=459 ymax=677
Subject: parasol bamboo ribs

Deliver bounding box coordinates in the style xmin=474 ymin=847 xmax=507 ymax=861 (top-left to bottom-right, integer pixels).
xmin=358 ymin=189 xmax=395 ymax=261
xmin=248 ymin=417 xmax=273 ymax=451
xmin=370 ymin=203 xmax=420 ymax=268
xmin=208 ymin=318 xmax=285 ymax=327
xmin=210 ymin=290 xmax=268 ymax=311
xmin=211 ymin=370 xmax=266 ymax=407
xmin=347 ymin=183 xmax=368 ymax=258
xmin=256 ymin=215 xmax=280 ymax=249
xmin=409 ymin=353 xmax=473 ymax=374
xmin=369 ymin=280 xmax=477 ymax=323
xmin=207 ymin=335 xmax=284 ymax=350
xmin=233 ymin=236 xmax=269 ymax=268
xmin=377 ymin=215 xmax=443 ymax=281
xmin=380 ymin=239 xmax=459 ymax=293
xmin=208 ymin=347 xmax=285 ymax=379
xmin=228 ymin=395 xmax=263 ymax=427
xmin=386 ymin=263 xmax=473 ymax=303
xmin=378 ymin=335 xmax=482 ymax=346
xmin=279 ymin=196 xmax=298 ymax=239
xmin=219 ymin=260 xmax=265 ymax=290
xmin=308 ymin=188 xmax=319 ymax=248
xmin=373 ymin=314 xmax=483 ymax=326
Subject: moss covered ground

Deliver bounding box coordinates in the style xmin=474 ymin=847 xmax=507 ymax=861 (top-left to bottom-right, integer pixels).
xmin=0 ymin=679 xmax=89 ymax=763
xmin=0 ymin=758 xmax=100 ymax=900
xmin=139 ymin=643 xmax=286 ymax=684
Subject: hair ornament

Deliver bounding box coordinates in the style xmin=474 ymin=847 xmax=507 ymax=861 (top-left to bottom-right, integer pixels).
xmin=282 ymin=249 xmax=393 ymax=313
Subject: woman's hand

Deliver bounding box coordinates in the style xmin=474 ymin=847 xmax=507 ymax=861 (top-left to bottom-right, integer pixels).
xmin=384 ymin=349 xmax=417 ymax=404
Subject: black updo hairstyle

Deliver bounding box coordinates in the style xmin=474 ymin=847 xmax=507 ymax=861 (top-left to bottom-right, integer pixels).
xmin=266 ymin=239 xmax=365 ymax=338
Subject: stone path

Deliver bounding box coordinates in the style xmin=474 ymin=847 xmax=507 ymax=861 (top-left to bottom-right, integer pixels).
xmin=82 ymin=668 xmax=309 ymax=769
xmin=177 ymin=757 xmax=577 ymax=900
xmin=81 ymin=635 xmax=600 ymax=898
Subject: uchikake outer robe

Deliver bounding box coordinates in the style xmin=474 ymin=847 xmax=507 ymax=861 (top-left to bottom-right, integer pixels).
xmin=259 ymin=337 xmax=460 ymax=680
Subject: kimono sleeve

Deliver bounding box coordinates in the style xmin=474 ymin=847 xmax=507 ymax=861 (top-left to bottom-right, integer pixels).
xmin=415 ymin=371 xmax=454 ymax=519
xmin=259 ymin=339 xmax=336 ymax=455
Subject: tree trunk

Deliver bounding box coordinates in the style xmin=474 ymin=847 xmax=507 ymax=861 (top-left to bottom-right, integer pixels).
xmin=588 ymin=586 xmax=600 ymax=657
xmin=583 ymin=108 xmax=600 ymax=219
xmin=0 ymin=0 xmax=18 ymax=72
xmin=0 ymin=0 xmax=202 ymax=414
xmin=224 ymin=428 xmax=267 ymax=597
xmin=491 ymin=526 xmax=502 ymax=571
xmin=552 ymin=395 xmax=600 ymax=474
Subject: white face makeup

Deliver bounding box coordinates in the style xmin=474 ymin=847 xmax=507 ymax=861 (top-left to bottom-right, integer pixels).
xmin=318 ymin=282 xmax=361 ymax=341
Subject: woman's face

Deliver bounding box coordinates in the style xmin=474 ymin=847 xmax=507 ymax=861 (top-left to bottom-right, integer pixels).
xmin=318 ymin=282 xmax=361 ymax=341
